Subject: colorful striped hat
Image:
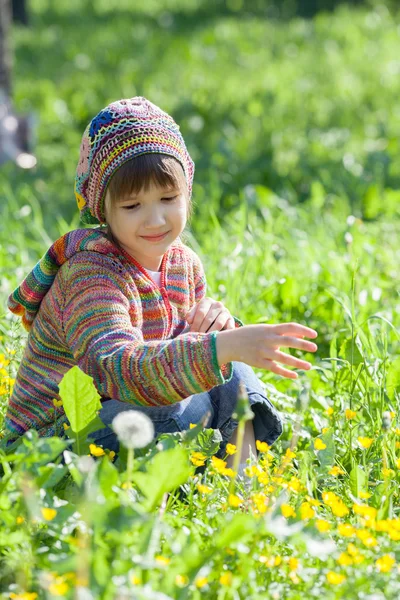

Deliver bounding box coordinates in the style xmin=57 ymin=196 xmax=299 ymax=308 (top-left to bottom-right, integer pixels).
xmin=74 ymin=96 xmax=195 ymax=225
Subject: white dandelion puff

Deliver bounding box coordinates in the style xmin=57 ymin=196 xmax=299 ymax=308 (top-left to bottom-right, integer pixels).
xmin=112 ymin=410 xmax=155 ymax=449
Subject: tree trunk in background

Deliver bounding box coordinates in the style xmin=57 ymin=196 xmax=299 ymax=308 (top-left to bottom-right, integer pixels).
xmin=0 ymin=0 xmax=13 ymax=97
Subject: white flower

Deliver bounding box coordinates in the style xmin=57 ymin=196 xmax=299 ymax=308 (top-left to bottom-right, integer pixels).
xmin=112 ymin=410 xmax=154 ymax=449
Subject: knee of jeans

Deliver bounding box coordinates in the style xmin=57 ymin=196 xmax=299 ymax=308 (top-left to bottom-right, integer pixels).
xmin=230 ymin=361 xmax=260 ymax=387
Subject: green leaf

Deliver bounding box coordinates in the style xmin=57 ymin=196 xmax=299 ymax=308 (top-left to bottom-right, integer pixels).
xmin=349 ymin=465 xmax=367 ymax=499
xmin=386 ymin=357 xmax=400 ymax=401
xmin=315 ymin=430 xmax=335 ymax=473
xmin=132 ymin=446 xmax=192 ymax=511
xmin=214 ymin=514 xmax=256 ymax=548
xmin=338 ymin=336 xmax=364 ymax=366
xmin=64 ymin=414 xmax=107 ymax=456
xmin=59 ymin=366 xmax=102 ymax=433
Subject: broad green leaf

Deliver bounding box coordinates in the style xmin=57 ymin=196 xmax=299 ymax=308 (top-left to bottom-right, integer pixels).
xmin=315 ymin=430 xmax=335 ymax=472
xmin=214 ymin=514 xmax=256 ymax=548
xmin=339 ymin=336 xmax=364 ymax=366
xmin=59 ymin=366 xmax=102 ymax=432
xmin=349 ymin=465 xmax=367 ymax=499
xmin=132 ymin=446 xmax=192 ymax=511
xmin=386 ymin=357 xmax=400 ymax=401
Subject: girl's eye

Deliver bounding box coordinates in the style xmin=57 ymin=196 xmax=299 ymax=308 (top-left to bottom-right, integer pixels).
xmin=123 ymin=196 xmax=178 ymax=210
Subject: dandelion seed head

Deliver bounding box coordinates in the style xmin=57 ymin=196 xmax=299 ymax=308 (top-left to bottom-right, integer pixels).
xmin=112 ymin=410 xmax=154 ymax=449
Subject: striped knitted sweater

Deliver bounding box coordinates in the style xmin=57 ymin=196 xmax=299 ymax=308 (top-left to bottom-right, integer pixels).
xmin=5 ymin=228 xmax=243 ymax=440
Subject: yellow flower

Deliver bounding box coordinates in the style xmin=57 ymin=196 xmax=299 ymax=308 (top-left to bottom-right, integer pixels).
xmin=155 ymin=556 xmax=170 ymax=566
xmin=347 ymin=543 xmax=359 ymax=556
xmin=287 ymin=476 xmax=302 ymax=493
xmin=382 ymin=468 xmax=394 ymax=478
xmin=338 ymin=523 xmax=356 ymax=537
xmin=329 ymin=466 xmax=344 ymax=476
xmin=376 ymin=554 xmax=395 ymax=573
xmin=63 ymin=423 xmax=70 ymax=430
xmin=197 ymin=484 xmax=213 ymax=495
xmin=306 ymin=496 xmax=322 ymax=507
xmin=211 ymin=456 xmax=227 ymax=474
xmin=108 ymin=450 xmax=116 ymax=461
xmin=48 ymin=581 xmax=69 ymax=596
xmin=219 ymin=572 xmax=232 ymax=585
xmin=316 ymin=519 xmax=331 ymax=533
xmin=130 ymin=575 xmax=142 ymax=585
xmin=359 ymin=491 xmax=371 ymax=499
xmin=288 ymin=557 xmax=299 ymax=571
xmin=195 ymin=577 xmax=208 ymax=588
xmin=322 ymin=491 xmax=339 ymax=506
xmin=228 ymin=494 xmax=243 ymax=507
xmin=357 ymin=437 xmax=373 ymax=449
xmin=337 ymin=552 xmax=353 ymax=566
xmin=353 ymin=504 xmax=377 ymax=521
xmin=285 ymin=448 xmax=296 ymax=459
xmin=314 ymin=438 xmax=327 ymax=451
xmin=345 ymin=409 xmax=357 ymax=420
xmin=16 ymin=516 xmax=25 ymax=525
xmin=190 ymin=451 xmax=207 ymax=466
xmin=281 ymin=504 xmax=296 ymax=518
xmin=325 ymin=407 xmax=334 ymax=416
xmin=326 ymin=571 xmax=346 ymax=585
xmin=52 ymin=399 xmax=63 ymax=407
xmin=396 ymin=458 xmax=400 ymax=469
xmin=251 ymin=492 xmax=269 ymax=514
xmin=175 ymin=574 xmax=188 ymax=587
xmin=322 ymin=427 xmax=329 ymax=434
xmin=221 ymin=467 xmax=236 ymax=478
xmin=225 ymin=443 xmax=237 ymax=455
xmin=331 ymin=502 xmax=348 ymax=517
xmin=189 ymin=423 xmax=197 ymax=429
xmin=256 ymin=440 xmax=270 ymax=453
xmin=356 ymin=529 xmax=377 ymax=547
xmin=89 ymin=443 xmax=105 ymax=457
xmin=9 ymin=594 xmax=38 ymax=600
xmin=300 ymin=502 xmax=315 ymax=520
xmin=41 ymin=508 xmax=57 ymax=521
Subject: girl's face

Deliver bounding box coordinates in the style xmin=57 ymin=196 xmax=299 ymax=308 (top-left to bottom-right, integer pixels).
xmin=104 ymin=181 xmax=188 ymax=271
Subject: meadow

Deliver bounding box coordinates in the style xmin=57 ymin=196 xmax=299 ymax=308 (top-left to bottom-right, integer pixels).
xmin=0 ymin=0 xmax=400 ymax=598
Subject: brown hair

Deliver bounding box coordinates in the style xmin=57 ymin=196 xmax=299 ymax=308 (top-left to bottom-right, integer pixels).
xmin=103 ymin=153 xmax=193 ymax=220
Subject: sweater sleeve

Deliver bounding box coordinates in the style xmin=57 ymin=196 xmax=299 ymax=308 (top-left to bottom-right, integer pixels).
xmin=61 ymin=254 xmax=234 ymax=406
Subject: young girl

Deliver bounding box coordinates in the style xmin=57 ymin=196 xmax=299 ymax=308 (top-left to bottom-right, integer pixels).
xmin=4 ymin=96 xmax=318 ymax=468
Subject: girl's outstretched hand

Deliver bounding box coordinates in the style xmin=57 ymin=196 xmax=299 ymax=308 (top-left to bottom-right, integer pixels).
xmin=185 ymin=297 xmax=236 ymax=333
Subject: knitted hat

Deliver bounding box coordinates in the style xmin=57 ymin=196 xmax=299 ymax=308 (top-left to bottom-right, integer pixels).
xmin=74 ymin=96 xmax=195 ymax=225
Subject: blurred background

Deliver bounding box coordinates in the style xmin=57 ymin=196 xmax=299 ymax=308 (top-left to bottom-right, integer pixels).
xmin=1 ymin=0 xmax=399 ymax=369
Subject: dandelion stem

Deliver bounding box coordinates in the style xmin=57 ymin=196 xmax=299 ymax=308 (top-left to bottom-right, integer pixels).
xmin=228 ymin=420 xmax=245 ymax=497
xmin=126 ymin=447 xmax=134 ymax=489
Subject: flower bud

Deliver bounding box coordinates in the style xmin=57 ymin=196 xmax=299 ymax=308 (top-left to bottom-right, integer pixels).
xmin=382 ymin=411 xmax=392 ymax=432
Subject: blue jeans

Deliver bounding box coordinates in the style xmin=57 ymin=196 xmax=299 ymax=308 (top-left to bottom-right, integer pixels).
xmin=87 ymin=361 xmax=283 ymax=456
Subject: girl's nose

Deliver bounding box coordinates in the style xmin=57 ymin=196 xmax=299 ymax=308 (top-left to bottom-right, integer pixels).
xmin=145 ymin=209 xmax=167 ymax=228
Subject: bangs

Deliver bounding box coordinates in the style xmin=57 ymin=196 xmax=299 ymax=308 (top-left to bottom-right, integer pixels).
xmin=106 ymin=153 xmax=187 ymax=204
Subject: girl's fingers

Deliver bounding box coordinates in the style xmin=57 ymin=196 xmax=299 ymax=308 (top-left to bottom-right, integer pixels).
xmin=273 ymin=323 xmax=318 ymax=339
xmin=273 ymin=350 xmax=312 ymax=370
xmin=189 ymin=299 xmax=213 ymax=331
xmin=273 ymin=335 xmax=318 ymax=352
xmin=264 ymin=359 xmax=299 ymax=380
xmin=206 ymin=314 xmax=234 ymax=333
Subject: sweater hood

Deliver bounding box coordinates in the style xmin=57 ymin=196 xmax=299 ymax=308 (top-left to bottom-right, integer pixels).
xmin=7 ymin=228 xmax=183 ymax=331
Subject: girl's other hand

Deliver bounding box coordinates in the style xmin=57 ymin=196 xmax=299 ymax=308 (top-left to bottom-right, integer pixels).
xmin=185 ymin=298 xmax=236 ymax=333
